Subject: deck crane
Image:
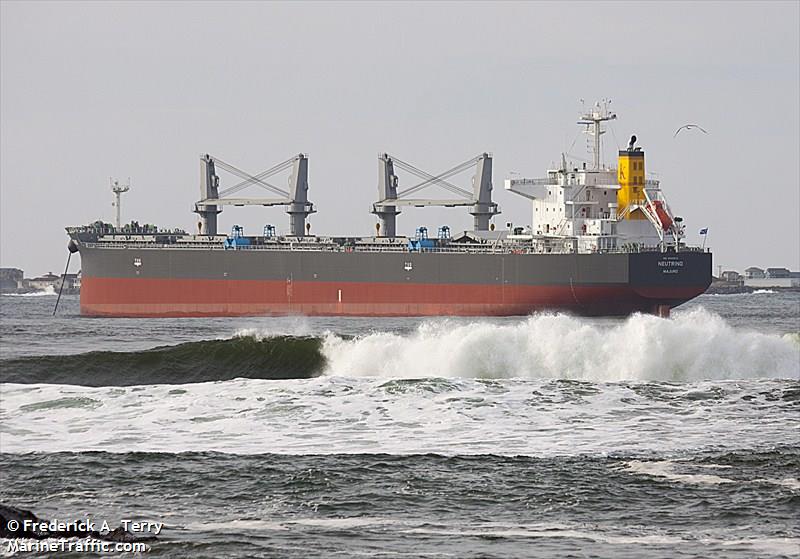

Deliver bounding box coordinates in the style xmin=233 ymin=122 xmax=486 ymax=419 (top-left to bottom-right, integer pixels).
xmin=194 ymin=153 xmax=314 ymax=236
xmin=372 ymin=153 xmax=499 ymax=236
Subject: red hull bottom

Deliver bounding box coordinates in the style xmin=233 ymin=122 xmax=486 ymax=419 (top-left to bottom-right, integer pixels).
xmin=79 ymin=277 xmax=705 ymax=317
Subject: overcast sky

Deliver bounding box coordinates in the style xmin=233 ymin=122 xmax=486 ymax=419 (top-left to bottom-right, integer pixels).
xmin=2 ymin=1 xmax=798 ymax=276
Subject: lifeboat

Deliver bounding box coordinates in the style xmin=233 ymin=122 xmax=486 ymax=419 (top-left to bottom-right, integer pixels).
xmin=650 ymin=200 xmax=673 ymax=231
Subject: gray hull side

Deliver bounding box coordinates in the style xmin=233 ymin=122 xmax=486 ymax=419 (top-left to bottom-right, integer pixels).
xmin=78 ymin=246 xmax=710 ymax=289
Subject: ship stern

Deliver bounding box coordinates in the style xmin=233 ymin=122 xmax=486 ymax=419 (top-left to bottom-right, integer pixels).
xmin=628 ymin=250 xmax=712 ymax=314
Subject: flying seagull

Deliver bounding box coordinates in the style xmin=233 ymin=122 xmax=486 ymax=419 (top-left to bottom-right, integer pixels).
xmin=674 ymin=124 xmax=708 ymax=137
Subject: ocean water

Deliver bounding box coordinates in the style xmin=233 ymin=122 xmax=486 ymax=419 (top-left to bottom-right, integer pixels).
xmin=0 ymin=292 xmax=798 ymax=558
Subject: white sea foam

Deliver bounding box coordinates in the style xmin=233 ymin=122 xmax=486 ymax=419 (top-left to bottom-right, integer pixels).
xmin=1 ymin=377 xmax=797 ymax=455
xmin=622 ymin=460 xmax=737 ymax=485
xmin=624 ymin=461 xmax=800 ymax=492
xmin=753 ymin=477 xmax=800 ymax=491
xmin=321 ymin=308 xmax=800 ymax=381
xmin=716 ymin=537 xmax=800 ymax=556
xmin=2 ymin=285 xmax=57 ymax=297
xmin=783 ymin=332 xmax=800 ymax=345
xmin=1 ymin=310 xmax=797 ymax=456
xmin=233 ymin=316 xmax=314 ymax=340
xmin=705 ymin=289 xmax=780 ymax=296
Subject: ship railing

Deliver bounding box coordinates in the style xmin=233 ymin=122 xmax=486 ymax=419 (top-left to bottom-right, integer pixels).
xmin=509 ymin=177 xmax=557 ymax=186
xmin=82 ymin=241 xmax=517 ymax=254
xmin=512 ymin=176 xmax=655 ymax=188
xmin=81 ymin=241 xmax=709 ymax=255
xmin=583 ymin=176 xmax=619 ymax=186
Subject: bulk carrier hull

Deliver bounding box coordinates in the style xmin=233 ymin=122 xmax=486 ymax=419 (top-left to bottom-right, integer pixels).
xmin=75 ymin=245 xmax=711 ymax=317
xmin=68 ymin=104 xmax=713 ymax=318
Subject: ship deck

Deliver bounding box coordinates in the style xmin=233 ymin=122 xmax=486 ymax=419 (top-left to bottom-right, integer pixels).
xmin=72 ymin=234 xmax=708 ymax=257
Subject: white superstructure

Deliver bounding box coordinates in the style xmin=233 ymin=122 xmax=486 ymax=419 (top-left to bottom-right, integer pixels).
xmin=505 ymin=101 xmax=685 ymax=254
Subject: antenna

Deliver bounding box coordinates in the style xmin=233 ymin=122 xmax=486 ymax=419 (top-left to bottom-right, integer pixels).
xmin=111 ymin=177 xmax=131 ymax=229
xmin=577 ymin=99 xmax=616 ymax=170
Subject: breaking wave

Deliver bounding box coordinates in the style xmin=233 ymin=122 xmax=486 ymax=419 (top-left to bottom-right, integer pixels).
xmin=1 ymin=309 xmax=797 ymax=386
xmin=0 ymin=336 xmax=325 ymax=386
xmin=321 ymin=308 xmax=799 ymax=381
xmin=2 ymin=285 xmax=57 ymax=297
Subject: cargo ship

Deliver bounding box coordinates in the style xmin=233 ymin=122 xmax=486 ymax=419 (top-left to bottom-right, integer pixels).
xmin=66 ymin=102 xmax=712 ymax=318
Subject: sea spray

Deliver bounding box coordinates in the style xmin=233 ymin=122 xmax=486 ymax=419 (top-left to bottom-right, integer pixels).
xmin=321 ymin=308 xmax=800 ymax=381
xmin=2 ymin=308 xmax=797 ymax=386
xmin=2 ymin=285 xmax=57 ymax=297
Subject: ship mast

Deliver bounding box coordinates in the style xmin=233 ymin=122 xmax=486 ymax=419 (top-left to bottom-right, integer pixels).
xmin=110 ymin=178 xmax=130 ymax=230
xmin=578 ymin=100 xmax=616 ymax=170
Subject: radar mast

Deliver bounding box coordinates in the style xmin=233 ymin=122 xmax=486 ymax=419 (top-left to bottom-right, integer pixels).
xmin=578 ymin=99 xmax=616 ymax=170
xmin=111 ymin=177 xmax=130 ymax=229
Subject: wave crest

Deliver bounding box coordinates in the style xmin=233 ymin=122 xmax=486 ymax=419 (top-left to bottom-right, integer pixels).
xmin=3 ymin=286 xmax=57 ymax=297
xmin=1 ymin=336 xmax=324 ymax=386
xmin=2 ymin=308 xmax=796 ymax=386
xmin=321 ymin=309 xmax=800 ymax=381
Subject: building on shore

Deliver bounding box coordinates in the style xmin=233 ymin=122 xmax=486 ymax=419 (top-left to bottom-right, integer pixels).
xmin=24 ymin=272 xmax=60 ymax=291
xmin=744 ymin=267 xmax=765 ymax=279
xmin=0 ymin=269 xmax=81 ymax=294
xmin=765 ymin=267 xmax=791 ymax=279
xmin=0 ymin=268 xmax=24 ymax=291
xmin=742 ymin=267 xmax=800 ymax=289
xmin=744 ymin=277 xmax=800 ymax=289
xmin=720 ymin=270 xmax=743 ymax=283
xmin=705 ymin=265 xmax=799 ymax=294
xmin=58 ymin=273 xmax=81 ymax=292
